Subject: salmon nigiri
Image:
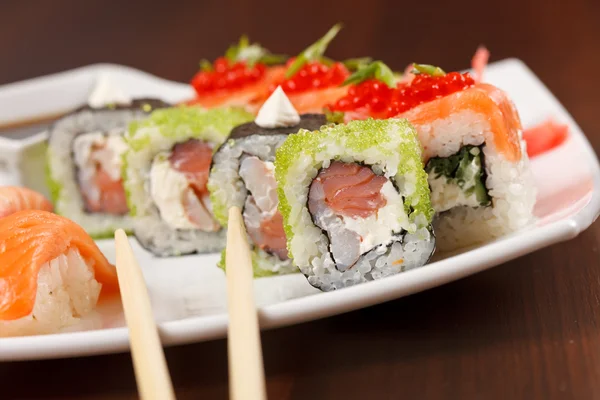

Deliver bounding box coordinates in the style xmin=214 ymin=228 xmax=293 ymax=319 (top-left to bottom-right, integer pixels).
xmin=0 ymin=210 xmax=119 ymax=337
xmin=0 ymin=186 xmax=53 ymax=218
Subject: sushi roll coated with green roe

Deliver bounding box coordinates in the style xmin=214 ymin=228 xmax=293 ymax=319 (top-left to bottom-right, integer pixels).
xmin=122 ymin=106 xmax=254 ymax=256
xmin=275 ymin=118 xmax=435 ymax=291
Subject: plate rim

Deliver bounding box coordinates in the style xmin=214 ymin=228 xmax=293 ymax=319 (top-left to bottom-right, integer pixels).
xmin=1 ymin=58 xmax=599 ymax=361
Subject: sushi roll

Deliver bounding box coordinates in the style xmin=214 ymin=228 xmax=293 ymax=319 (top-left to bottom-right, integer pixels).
xmin=326 ymin=63 xmax=536 ymax=251
xmin=209 ymin=87 xmax=328 ymax=276
xmin=398 ymin=78 xmax=536 ymax=251
xmin=47 ymin=99 xmax=169 ymax=238
xmin=0 ymin=186 xmax=53 ymax=218
xmin=123 ymin=106 xmax=254 ymax=256
xmin=0 ymin=210 xmax=119 ymax=337
xmin=275 ymin=119 xmax=435 ymax=291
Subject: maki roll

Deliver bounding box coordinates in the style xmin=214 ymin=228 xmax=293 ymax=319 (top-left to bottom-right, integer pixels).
xmin=47 ymin=99 xmax=168 ymax=238
xmin=0 ymin=210 xmax=119 ymax=337
xmin=326 ymin=62 xmax=536 ymax=251
xmin=275 ymin=119 xmax=435 ymax=291
xmin=398 ymin=79 xmax=536 ymax=251
xmin=209 ymin=87 xmax=327 ymax=276
xmin=123 ymin=106 xmax=254 ymax=256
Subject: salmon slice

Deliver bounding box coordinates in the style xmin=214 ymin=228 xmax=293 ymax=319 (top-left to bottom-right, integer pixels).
xmin=0 ymin=186 xmax=53 ymax=218
xmin=317 ymin=162 xmax=387 ymax=218
xmin=286 ymin=86 xmax=351 ymax=114
xmin=168 ymin=139 xmax=220 ymax=231
xmin=0 ymin=210 xmax=118 ymax=321
xmin=84 ymin=168 xmax=128 ymax=215
xmin=257 ymin=212 xmax=288 ymax=260
xmin=186 ymin=66 xmax=287 ymax=113
xmin=397 ymin=83 xmax=523 ymax=162
xmin=169 ymin=139 xmax=213 ymax=196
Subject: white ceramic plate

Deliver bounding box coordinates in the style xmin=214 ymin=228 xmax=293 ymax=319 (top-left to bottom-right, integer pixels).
xmin=0 ymin=59 xmax=598 ymax=361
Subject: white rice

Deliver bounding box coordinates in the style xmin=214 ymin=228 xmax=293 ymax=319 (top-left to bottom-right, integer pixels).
xmin=417 ymin=109 xmax=536 ymax=251
xmin=0 ymin=249 xmax=102 ymax=337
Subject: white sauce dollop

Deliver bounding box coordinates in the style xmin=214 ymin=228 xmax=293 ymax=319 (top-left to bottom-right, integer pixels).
xmin=254 ymin=86 xmax=300 ymax=128
xmin=88 ymin=75 xmax=132 ymax=108
xmin=149 ymin=154 xmax=198 ymax=230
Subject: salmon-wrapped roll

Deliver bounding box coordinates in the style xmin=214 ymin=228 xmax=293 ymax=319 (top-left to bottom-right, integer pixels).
xmin=399 ymin=82 xmax=536 ymax=251
xmin=327 ymin=64 xmax=536 ymax=251
xmin=122 ymin=106 xmax=253 ymax=256
xmin=47 ymin=99 xmax=168 ymax=238
xmin=275 ymin=119 xmax=435 ymax=291
xmin=209 ymin=87 xmax=328 ymax=276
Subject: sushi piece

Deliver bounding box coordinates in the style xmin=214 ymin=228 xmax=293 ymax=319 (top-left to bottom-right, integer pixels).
xmin=0 ymin=210 xmax=119 ymax=337
xmin=275 ymin=119 xmax=435 ymax=291
xmin=209 ymin=87 xmax=328 ymax=276
xmin=327 ymin=63 xmax=536 ymax=251
xmin=0 ymin=186 xmax=53 ymax=218
xmin=188 ymin=35 xmax=287 ymax=112
xmin=47 ymin=99 xmax=169 ymax=238
xmin=123 ymin=106 xmax=254 ymax=256
xmin=397 ymin=77 xmax=536 ymax=251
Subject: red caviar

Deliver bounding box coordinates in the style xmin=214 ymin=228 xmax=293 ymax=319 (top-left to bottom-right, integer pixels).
xmin=191 ymin=57 xmax=267 ymax=96
xmin=273 ymin=59 xmax=350 ymax=94
xmin=329 ymin=72 xmax=475 ymax=118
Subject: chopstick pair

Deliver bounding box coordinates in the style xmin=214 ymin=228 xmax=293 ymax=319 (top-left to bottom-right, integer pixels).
xmin=114 ymin=206 xmax=267 ymax=400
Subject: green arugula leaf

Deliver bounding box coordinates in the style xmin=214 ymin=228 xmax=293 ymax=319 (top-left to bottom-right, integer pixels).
xmin=343 ymin=57 xmax=373 ymax=71
xmin=342 ymin=60 xmax=396 ymax=88
xmin=258 ymin=53 xmax=288 ymax=66
xmin=223 ymin=35 xmax=287 ymax=68
xmin=411 ymin=63 xmax=446 ymax=77
xmin=324 ymin=109 xmax=345 ymax=124
xmin=199 ymin=59 xmax=213 ymax=72
xmin=285 ymin=23 xmax=343 ymax=79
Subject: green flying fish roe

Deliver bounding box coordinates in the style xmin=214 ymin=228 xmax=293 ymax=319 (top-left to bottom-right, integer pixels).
xmin=125 ymin=106 xmax=254 ymax=151
xmin=275 ymin=118 xmax=434 ymax=251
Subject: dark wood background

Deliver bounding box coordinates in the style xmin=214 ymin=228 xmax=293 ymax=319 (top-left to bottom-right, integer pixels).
xmin=2 ymin=0 xmax=600 ymax=398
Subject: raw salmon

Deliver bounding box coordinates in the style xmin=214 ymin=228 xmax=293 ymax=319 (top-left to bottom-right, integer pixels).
xmin=0 ymin=210 xmax=118 ymax=321
xmin=0 ymin=186 xmax=53 ymax=218
xmin=398 ymin=83 xmax=523 ymax=162
xmin=286 ymin=86 xmax=350 ymax=114
xmin=84 ymin=168 xmax=128 ymax=215
xmin=168 ymin=139 xmax=220 ymax=231
xmin=169 ymin=139 xmax=213 ymax=196
xmin=316 ymin=162 xmax=387 ymax=218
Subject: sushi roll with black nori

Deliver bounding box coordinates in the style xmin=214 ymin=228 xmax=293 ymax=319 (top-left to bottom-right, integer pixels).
xmin=275 ymin=119 xmax=435 ymax=291
xmin=123 ymin=106 xmax=254 ymax=256
xmin=209 ymin=87 xmax=328 ymax=276
xmin=47 ymin=99 xmax=169 ymax=238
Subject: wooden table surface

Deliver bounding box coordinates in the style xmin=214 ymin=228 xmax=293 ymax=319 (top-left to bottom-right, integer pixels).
xmin=2 ymin=0 xmax=600 ymax=399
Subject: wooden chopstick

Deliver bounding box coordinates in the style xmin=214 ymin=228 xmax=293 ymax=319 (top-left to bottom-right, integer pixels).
xmin=114 ymin=229 xmax=176 ymax=400
xmin=226 ymin=207 xmax=268 ymax=400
